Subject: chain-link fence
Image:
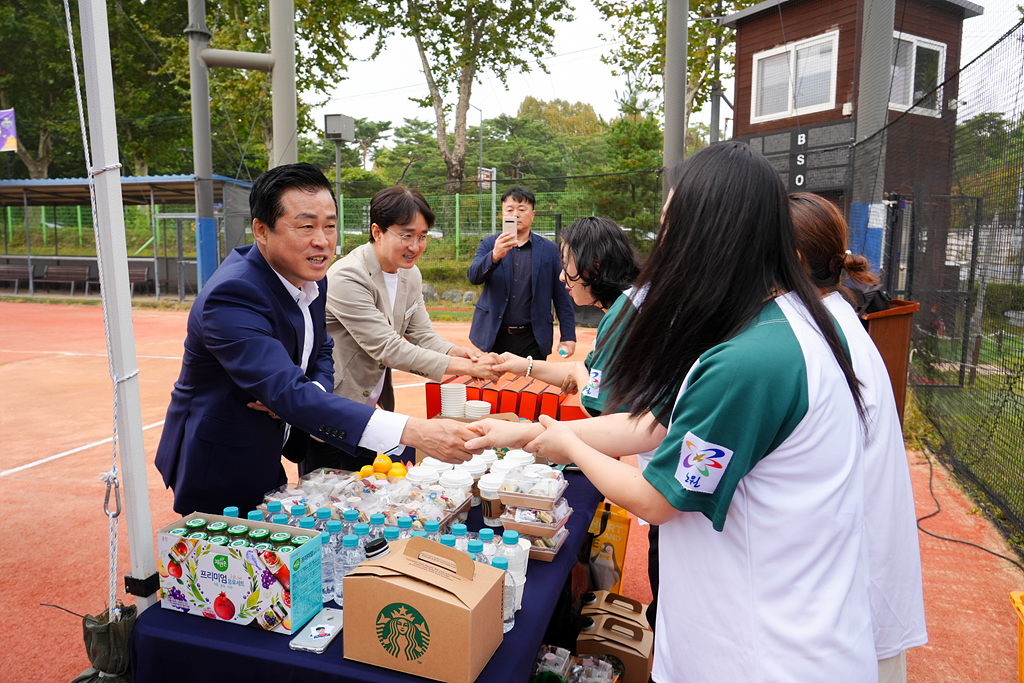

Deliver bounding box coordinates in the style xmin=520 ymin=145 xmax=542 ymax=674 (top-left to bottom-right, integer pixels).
xmin=885 ymin=18 xmax=1024 ymax=539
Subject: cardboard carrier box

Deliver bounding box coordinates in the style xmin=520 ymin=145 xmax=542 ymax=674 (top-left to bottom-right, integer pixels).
xmin=343 ymin=536 xmax=505 ymax=683
xmin=582 ymin=590 xmax=650 ymax=631
xmin=576 ymin=614 xmax=654 ymax=683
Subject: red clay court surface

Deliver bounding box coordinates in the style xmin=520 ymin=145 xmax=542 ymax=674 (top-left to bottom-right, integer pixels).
xmin=1 ymin=300 xmax=1021 ymax=681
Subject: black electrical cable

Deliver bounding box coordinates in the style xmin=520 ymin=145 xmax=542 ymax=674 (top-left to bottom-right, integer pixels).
xmin=916 ymin=450 xmax=1024 ymax=574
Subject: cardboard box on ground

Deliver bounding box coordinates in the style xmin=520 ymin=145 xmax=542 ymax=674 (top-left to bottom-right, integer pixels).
xmin=343 ymin=536 xmax=505 ymax=683
xmin=576 ymin=614 xmax=654 ymax=683
xmin=582 ymin=591 xmax=650 ymax=631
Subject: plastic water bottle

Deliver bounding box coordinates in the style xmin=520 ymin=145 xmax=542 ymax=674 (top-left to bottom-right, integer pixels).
xmin=410 ymin=530 xmax=427 ymax=539
xmin=299 ymin=516 xmax=316 ymax=531
xmin=467 ymin=539 xmax=488 ymax=564
xmin=440 ymin=534 xmax=456 ymax=548
xmin=264 ymin=500 xmax=282 ymax=522
xmin=314 ymin=507 xmax=331 ymax=533
xmin=319 ymin=531 xmax=334 ymax=603
xmin=397 ymin=516 xmax=413 ymax=539
xmin=424 ymin=520 xmax=440 ymax=542
xmin=497 ymin=530 xmax=527 ymax=611
xmin=452 ymin=523 xmax=469 ymax=553
xmin=354 ymin=523 xmax=370 ymax=551
xmin=288 ymin=505 xmax=305 ymax=526
xmin=334 ymin=534 xmax=364 ymax=606
xmin=223 ymin=506 xmax=239 ymax=518
xmin=492 ymin=557 xmax=515 ymax=633
xmin=247 ymin=510 xmax=263 ymax=522
xmin=369 ymin=513 xmax=386 ymax=539
xmin=341 ymin=508 xmax=359 ymax=537
xmin=478 ymin=528 xmax=498 ymax=560
xmin=272 ymin=513 xmax=288 ymax=526
xmin=384 ymin=527 xmax=400 ymax=543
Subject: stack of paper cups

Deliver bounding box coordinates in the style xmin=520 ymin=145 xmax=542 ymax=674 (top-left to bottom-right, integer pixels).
xmin=440 ymin=383 xmax=467 ymax=417
xmin=463 ymin=400 xmax=491 ymax=420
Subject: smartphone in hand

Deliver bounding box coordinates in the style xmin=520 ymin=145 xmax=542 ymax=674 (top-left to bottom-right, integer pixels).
xmin=502 ymin=215 xmax=518 ymax=238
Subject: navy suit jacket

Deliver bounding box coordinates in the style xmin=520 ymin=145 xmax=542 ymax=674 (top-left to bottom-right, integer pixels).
xmin=467 ymin=231 xmax=575 ymax=356
xmin=155 ymin=244 xmax=376 ymax=515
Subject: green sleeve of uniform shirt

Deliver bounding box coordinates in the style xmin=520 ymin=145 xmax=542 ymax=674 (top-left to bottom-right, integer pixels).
xmin=641 ymin=301 xmax=809 ymax=531
xmin=579 ymin=293 xmax=673 ymax=425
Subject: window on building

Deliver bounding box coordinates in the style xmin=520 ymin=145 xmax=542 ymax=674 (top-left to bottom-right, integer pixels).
xmin=889 ymin=33 xmax=945 ymax=116
xmin=751 ymin=30 xmax=839 ymax=124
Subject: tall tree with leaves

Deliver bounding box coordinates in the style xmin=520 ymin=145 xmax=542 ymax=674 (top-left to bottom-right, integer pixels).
xmin=593 ymin=0 xmax=757 ymax=135
xmin=351 ymin=0 xmax=573 ymax=193
xmin=353 ymin=118 xmax=392 ymax=170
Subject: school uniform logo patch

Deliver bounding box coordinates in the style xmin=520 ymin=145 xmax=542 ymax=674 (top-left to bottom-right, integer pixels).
xmin=675 ymin=431 xmax=733 ymax=494
xmin=582 ymin=369 xmax=602 ymax=399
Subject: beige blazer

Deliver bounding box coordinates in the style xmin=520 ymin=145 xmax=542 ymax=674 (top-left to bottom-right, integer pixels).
xmin=324 ymin=242 xmax=454 ymax=404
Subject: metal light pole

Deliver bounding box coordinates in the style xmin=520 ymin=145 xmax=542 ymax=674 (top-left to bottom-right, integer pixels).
xmin=324 ymin=114 xmax=355 ymax=252
xmin=663 ymin=0 xmax=688 ymax=200
xmin=710 ymin=0 xmax=723 ymax=144
xmin=469 ymin=104 xmax=483 ymax=229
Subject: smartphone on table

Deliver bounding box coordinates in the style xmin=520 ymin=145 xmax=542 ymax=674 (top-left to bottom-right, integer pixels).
xmin=288 ymin=607 xmax=343 ymax=654
xmin=502 ymin=215 xmax=518 ymax=238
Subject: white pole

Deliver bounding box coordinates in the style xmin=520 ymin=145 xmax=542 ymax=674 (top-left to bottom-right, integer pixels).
xmin=269 ymin=0 xmax=298 ymax=167
xmin=490 ymin=167 xmax=497 ymax=234
xmin=77 ymin=0 xmax=158 ymax=611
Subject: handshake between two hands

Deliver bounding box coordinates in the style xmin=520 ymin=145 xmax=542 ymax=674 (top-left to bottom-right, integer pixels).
xmin=414 ymin=414 xmax=578 ymax=467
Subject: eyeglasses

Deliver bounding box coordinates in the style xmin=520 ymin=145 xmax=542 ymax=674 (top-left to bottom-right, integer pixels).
xmin=383 ymin=228 xmax=430 ymax=246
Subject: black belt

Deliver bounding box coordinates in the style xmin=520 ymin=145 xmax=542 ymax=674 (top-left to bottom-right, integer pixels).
xmin=504 ymin=324 xmax=532 ymax=335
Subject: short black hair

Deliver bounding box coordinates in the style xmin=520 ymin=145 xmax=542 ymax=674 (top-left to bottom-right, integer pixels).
xmin=559 ymin=217 xmax=641 ymax=309
xmin=368 ymin=186 xmax=435 ymax=242
xmin=500 ymin=185 xmax=535 ymax=208
xmin=249 ymin=162 xmax=334 ymax=231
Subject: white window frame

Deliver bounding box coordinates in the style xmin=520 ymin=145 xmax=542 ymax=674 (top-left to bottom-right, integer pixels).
xmin=750 ymin=29 xmax=840 ymax=125
xmin=888 ymin=32 xmax=946 ymax=118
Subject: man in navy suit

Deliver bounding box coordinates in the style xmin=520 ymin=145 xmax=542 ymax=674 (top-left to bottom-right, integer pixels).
xmin=468 ymin=185 xmax=576 ymax=360
xmin=155 ymin=163 xmax=477 ymax=515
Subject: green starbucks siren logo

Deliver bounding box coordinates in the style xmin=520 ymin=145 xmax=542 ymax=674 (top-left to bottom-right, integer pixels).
xmin=376 ymin=603 xmax=430 ymax=661
xmin=213 ymin=555 xmax=229 ymax=572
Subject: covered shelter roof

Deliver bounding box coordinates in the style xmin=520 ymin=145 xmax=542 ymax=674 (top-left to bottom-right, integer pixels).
xmin=721 ymin=0 xmax=983 ymax=28
xmin=0 ymin=174 xmax=252 ymax=207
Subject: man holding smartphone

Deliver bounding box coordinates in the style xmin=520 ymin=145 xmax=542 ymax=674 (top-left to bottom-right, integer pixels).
xmin=468 ymin=185 xmax=576 ymax=359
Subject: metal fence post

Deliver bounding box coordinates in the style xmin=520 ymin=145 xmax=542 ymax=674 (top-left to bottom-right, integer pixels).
xmin=339 ymin=195 xmax=345 ymax=251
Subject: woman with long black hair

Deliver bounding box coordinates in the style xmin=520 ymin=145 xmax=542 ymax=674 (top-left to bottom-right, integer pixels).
xmin=468 ymin=143 xmax=876 ymax=682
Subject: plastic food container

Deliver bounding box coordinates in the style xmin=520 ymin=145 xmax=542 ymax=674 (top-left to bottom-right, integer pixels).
xmin=500 ymin=497 xmax=573 ymax=536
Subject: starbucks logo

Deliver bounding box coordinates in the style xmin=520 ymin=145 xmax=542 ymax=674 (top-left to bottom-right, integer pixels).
xmin=376 ymin=603 xmax=430 ymax=661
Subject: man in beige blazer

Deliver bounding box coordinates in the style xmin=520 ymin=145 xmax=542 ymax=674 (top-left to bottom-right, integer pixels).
xmin=301 ymin=186 xmax=499 ymax=474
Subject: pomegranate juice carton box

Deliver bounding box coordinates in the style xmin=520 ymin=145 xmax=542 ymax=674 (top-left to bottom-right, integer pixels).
xmin=156 ymin=513 xmax=321 ymax=635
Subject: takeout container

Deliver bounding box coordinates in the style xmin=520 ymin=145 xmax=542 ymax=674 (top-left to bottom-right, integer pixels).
xmin=576 ymin=614 xmax=654 ymax=683
xmin=343 ymin=537 xmax=505 ymax=683
xmin=581 ymin=591 xmax=651 ymax=631
xmin=522 ymin=528 xmax=570 ymax=563
xmin=497 ymin=478 xmax=567 ymax=511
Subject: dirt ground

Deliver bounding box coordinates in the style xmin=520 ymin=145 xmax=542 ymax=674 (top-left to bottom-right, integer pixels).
xmin=1 ymin=300 xmax=1021 ymax=681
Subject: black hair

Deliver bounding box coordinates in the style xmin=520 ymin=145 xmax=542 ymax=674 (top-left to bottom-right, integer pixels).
xmin=559 ymin=217 xmax=642 ymax=309
xmin=249 ymin=162 xmax=335 ymax=231
xmin=500 ymin=185 xmax=535 ymax=208
xmin=368 ymin=186 xmax=435 ymax=242
xmin=605 ymin=142 xmax=863 ymax=421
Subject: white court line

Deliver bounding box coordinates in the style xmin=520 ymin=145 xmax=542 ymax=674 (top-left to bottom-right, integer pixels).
xmin=0 ymin=349 xmax=181 ymax=360
xmin=0 ymin=420 xmax=165 ymax=477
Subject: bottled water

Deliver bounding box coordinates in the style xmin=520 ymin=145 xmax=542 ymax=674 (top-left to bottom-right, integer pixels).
xmin=440 ymin=534 xmax=456 ymax=548
xmin=272 ymin=513 xmax=288 ymax=526
xmin=288 ymin=505 xmax=305 ymax=526
xmin=467 ymin=539 xmax=488 ymax=564
xmin=397 ymin=516 xmax=413 ymax=539
xmin=341 ymin=508 xmax=359 ymax=537
xmin=492 ymin=557 xmax=515 ymax=633
xmin=334 ymin=534 xmax=364 ymax=606
xmin=314 ymin=507 xmax=331 ymax=533
xmin=497 ymin=531 xmax=528 ymax=611
xmin=384 ymin=527 xmax=400 ymax=543
xmin=368 ymin=513 xmax=386 ymax=539
xmin=247 ymin=510 xmax=263 ymax=522
xmin=424 ymin=520 xmax=440 ymax=542
xmin=478 ymin=528 xmax=498 ymax=560
xmin=299 ymin=517 xmax=316 ymax=531
xmin=354 ymin=523 xmax=370 ymax=551
xmin=264 ymin=500 xmax=282 ymax=522
xmin=452 ymin=524 xmax=469 ymax=553
xmin=319 ymin=531 xmax=334 ymax=603
xmin=410 ymin=530 xmax=427 ymax=539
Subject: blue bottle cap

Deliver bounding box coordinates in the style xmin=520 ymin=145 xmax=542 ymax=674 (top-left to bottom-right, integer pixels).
xmin=320 ymin=531 xmax=330 ymax=544
xmin=354 ymin=523 xmax=369 ymax=536
xmin=299 ymin=517 xmax=315 ymax=529
xmin=492 ymin=557 xmax=509 ymax=570
xmin=384 ymin=527 xmax=400 ymax=541
xmin=502 ymin=530 xmax=519 ymax=545
xmin=411 ymin=530 xmax=427 ymax=538
xmin=222 ymin=506 xmax=239 ymax=518
xmin=272 ymin=513 xmax=289 ymax=525
xmin=291 ymin=505 xmax=306 ymax=516
xmin=316 ymin=507 xmax=331 ymax=520
xmin=342 ymin=534 xmax=359 ymax=548
xmin=452 ymin=523 xmax=467 ymax=537
xmin=370 ymin=513 xmax=386 ymax=525
xmin=344 ymin=509 xmax=360 ymax=522
xmin=267 ymin=501 xmax=282 ymax=512
xmin=326 ymin=519 xmax=343 ymax=533
xmin=478 ymin=528 xmax=494 ymax=542
xmin=425 ymin=520 xmax=440 ymax=532
xmin=397 ymin=516 xmax=412 ymax=529
xmin=468 ymin=539 xmax=483 ymax=553
xmin=440 ymin=534 xmax=456 ymax=547
xmin=247 ymin=510 xmax=263 ymax=521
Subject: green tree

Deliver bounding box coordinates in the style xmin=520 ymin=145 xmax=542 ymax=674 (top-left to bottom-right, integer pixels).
xmin=593 ymin=0 xmax=758 ymax=134
xmin=353 ymin=118 xmax=392 ymax=170
xmin=517 ymin=96 xmax=607 ymax=137
xmin=351 ymin=0 xmax=573 ymax=193
xmin=374 ymin=118 xmax=449 ymax=192
xmin=298 ymin=134 xmax=360 ymax=172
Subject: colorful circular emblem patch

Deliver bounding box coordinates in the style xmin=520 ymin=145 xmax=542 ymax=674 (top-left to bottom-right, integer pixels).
xmin=376 ymin=603 xmax=430 ymax=661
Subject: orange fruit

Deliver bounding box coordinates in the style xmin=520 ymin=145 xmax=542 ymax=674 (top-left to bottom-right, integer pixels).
xmin=388 ymin=464 xmax=407 ymax=479
xmin=358 ymin=464 xmax=376 ymax=479
xmin=373 ymin=455 xmax=393 ymax=473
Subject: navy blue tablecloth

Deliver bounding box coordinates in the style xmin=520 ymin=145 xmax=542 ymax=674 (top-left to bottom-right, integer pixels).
xmin=131 ymin=471 xmax=601 ymax=683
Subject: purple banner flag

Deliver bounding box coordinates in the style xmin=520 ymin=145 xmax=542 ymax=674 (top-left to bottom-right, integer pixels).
xmin=0 ymin=109 xmax=16 ymax=152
